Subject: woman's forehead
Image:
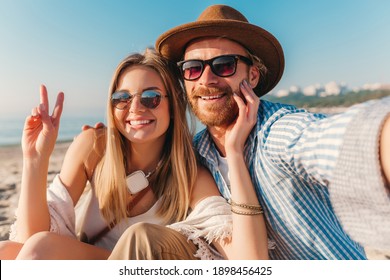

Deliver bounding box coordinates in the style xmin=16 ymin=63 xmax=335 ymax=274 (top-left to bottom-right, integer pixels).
xmin=117 ymin=66 xmax=165 ymax=92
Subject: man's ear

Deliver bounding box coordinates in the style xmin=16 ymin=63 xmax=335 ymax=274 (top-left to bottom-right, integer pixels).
xmin=249 ymin=66 xmax=260 ymax=88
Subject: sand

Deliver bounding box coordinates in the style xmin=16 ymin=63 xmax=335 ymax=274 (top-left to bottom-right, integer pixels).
xmin=0 ymin=141 xmax=71 ymax=241
xmin=0 ymin=141 xmax=388 ymax=260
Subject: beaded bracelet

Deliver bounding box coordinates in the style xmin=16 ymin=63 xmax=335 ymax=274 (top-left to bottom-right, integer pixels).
xmin=231 ymin=207 xmax=264 ymax=215
xmin=229 ymin=199 xmax=263 ymax=211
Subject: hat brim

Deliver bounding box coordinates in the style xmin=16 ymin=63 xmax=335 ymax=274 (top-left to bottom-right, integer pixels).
xmin=156 ymin=20 xmax=284 ymax=96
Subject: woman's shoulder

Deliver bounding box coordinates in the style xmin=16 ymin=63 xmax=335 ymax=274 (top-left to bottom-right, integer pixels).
xmin=70 ymin=128 xmax=105 ymax=152
xmin=66 ymin=128 xmax=106 ymax=178
xmin=196 ymin=164 xmax=213 ymax=178
xmin=190 ymin=164 xmax=221 ymax=209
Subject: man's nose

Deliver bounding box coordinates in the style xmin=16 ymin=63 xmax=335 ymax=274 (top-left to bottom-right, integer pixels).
xmin=198 ymin=64 xmax=218 ymax=86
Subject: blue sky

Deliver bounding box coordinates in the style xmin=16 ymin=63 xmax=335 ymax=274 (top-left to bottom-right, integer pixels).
xmin=1 ymin=0 xmax=389 ymax=118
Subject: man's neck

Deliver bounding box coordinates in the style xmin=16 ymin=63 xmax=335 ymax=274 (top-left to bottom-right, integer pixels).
xmin=207 ymin=125 xmax=228 ymax=157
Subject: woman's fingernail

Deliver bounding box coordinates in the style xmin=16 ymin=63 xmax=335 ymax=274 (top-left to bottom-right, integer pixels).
xmin=31 ymin=108 xmax=38 ymax=117
xmin=39 ymin=103 xmax=46 ymax=112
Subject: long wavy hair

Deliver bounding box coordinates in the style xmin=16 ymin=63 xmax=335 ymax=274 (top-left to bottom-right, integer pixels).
xmin=93 ymin=49 xmax=197 ymax=225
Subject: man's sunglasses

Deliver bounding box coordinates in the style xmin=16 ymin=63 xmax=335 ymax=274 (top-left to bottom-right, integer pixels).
xmin=111 ymin=90 xmax=167 ymax=110
xmin=177 ymin=54 xmax=253 ymax=81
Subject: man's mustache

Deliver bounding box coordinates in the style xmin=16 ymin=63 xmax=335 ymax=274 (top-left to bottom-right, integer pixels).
xmin=192 ymin=86 xmax=234 ymax=97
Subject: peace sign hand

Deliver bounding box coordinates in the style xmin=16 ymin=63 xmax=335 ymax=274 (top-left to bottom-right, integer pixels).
xmin=22 ymin=85 xmax=64 ymax=160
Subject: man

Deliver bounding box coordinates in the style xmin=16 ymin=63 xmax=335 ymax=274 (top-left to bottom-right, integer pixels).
xmin=153 ymin=5 xmax=390 ymax=259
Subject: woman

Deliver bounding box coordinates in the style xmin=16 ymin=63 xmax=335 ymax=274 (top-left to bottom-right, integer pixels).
xmin=0 ymin=49 xmax=268 ymax=260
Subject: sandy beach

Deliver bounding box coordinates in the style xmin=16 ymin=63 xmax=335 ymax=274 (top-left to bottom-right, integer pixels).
xmin=0 ymin=141 xmax=70 ymax=241
xmin=0 ymin=141 xmax=388 ymax=260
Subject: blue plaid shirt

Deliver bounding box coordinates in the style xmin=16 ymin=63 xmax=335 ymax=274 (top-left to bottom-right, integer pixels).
xmin=193 ymin=99 xmax=390 ymax=259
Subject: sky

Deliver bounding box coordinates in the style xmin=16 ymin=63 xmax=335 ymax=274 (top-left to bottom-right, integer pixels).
xmin=1 ymin=0 xmax=389 ymax=119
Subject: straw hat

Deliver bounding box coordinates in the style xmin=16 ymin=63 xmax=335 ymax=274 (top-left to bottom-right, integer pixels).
xmin=155 ymin=4 xmax=285 ymax=96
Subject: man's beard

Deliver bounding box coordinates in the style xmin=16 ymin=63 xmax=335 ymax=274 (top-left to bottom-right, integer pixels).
xmin=188 ymin=86 xmax=239 ymax=127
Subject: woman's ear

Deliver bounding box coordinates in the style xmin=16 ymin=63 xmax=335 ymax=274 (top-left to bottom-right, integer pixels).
xmin=249 ymin=66 xmax=260 ymax=89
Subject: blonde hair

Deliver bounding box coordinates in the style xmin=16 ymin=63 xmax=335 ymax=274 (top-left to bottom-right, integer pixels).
xmin=94 ymin=49 xmax=197 ymax=225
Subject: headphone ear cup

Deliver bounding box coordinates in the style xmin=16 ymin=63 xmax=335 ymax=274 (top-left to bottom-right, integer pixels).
xmin=126 ymin=171 xmax=149 ymax=194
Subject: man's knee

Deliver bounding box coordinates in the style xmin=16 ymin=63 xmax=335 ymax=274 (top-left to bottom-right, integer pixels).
xmin=110 ymin=222 xmax=197 ymax=260
xmin=113 ymin=222 xmax=162 ymax=259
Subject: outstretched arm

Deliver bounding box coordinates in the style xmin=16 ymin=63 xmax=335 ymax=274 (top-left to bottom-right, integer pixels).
xmin=380 ymin=116 xmax=390 ymax=186
xmin=16 ymin=85 xmax=64 ymax=241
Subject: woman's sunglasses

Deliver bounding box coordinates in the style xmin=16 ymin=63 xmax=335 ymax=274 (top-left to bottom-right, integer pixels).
xmin=177 ymin=54 xmax=253 ymax=81
xmin=111 ymin=90 xmax=167 ymax=110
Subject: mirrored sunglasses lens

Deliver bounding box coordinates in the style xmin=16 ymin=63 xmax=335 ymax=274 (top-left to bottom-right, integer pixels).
xmin=182 ymin=61 xmax=203 ymax=80
xmin=112 ymin=92 xmax=131 ymax=109
xmin=212 ymin=56 xmax=236 ymax=76
xmin=141 ymin=91 xmax=161 ymax=109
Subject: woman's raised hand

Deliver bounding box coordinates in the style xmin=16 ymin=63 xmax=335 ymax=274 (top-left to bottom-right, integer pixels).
xmin=22 ymin=85 xmax=64 ymax=159
xmin=224 ymin=80 xmax=260 ymax=156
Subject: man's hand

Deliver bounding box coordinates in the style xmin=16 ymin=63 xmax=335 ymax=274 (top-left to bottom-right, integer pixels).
xmin=73 ymin=122 xmax=105 ymax=141
xmin=81 ymin=122 xmax=105 ymax=131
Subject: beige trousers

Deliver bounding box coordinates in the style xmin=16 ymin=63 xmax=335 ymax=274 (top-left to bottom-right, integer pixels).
xmin=108 ymin=222 xmax=198 ymax=260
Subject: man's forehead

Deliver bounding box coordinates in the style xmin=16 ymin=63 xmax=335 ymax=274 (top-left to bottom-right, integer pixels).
xmin=184 ymin=37 xmax=247 ymax=58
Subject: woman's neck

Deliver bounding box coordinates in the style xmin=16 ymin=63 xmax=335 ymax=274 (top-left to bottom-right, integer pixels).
xmin=125 ymin=138 xmax=165 ymax=174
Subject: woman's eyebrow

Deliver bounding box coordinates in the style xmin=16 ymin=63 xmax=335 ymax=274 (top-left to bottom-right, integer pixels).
xmin=116 ymin=86 xmax=162 ymax=93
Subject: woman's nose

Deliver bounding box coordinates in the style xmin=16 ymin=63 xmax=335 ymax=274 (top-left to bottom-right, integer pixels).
xmin=128 ymin=95 xmax=145 ymax=112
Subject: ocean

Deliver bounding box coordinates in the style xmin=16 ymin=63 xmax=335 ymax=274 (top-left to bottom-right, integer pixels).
xmin=0 ymin=115 xmax=205 ymax=147
xmin=0 ymin=115 xmax=106 ymax=147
